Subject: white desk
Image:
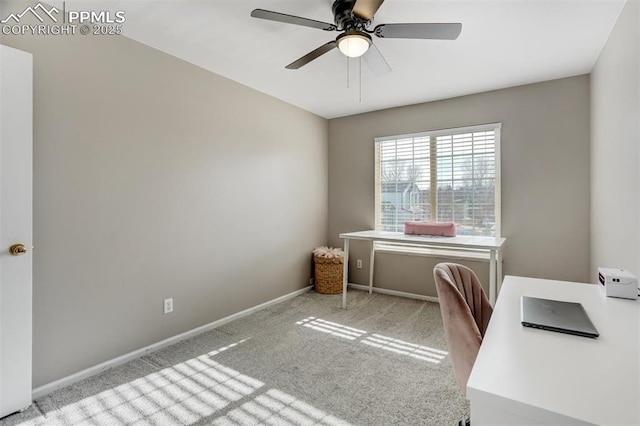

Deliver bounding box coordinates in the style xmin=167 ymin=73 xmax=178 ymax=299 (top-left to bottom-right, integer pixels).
xmin=467 ymin=275 xmax=640 ymax=426
xmin=339 ymin=230 xmax=506 ymax=309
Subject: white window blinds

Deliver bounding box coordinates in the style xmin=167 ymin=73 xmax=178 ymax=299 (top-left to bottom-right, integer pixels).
xmin=375 ymin=123 xmax=501 ymax=237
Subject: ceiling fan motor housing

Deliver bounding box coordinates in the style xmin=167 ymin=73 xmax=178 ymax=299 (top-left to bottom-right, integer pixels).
xmin=332 ymin=0 xmax=370 ymax=30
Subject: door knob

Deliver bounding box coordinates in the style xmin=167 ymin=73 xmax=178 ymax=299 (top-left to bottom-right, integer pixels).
xmin=9 ymin=244 xmax=27 ymax=256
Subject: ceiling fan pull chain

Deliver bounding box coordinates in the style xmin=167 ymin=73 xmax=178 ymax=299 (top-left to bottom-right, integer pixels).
xmin=359 ymin=56 xmax=362 ymax=103
xmin=346 ymin=56 xmax=350 ymax=89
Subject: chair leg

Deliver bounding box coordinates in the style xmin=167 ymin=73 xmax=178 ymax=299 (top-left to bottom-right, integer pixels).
xmin=458 ymin=416 xmax=470 ymax=426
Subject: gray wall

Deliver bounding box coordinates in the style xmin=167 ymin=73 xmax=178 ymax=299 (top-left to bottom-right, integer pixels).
xmin=2 ymin=4 xmax=328 ymax=386
xmin=591 ymin=0 xmax=640 ymax=279
xmin=328 ymin=76 xmax=591 ymax=296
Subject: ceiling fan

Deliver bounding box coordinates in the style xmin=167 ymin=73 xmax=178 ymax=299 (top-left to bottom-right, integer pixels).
xmin=250 ymin=0 xmax=462 ymax=74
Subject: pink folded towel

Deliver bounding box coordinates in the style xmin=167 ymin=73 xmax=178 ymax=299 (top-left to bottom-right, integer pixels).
xmin=404 ymin=221 xmax=457 ymax=237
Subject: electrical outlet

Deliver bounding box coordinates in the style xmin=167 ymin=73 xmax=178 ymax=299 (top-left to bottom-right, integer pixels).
xmin=309 ymin=278 xmax=315 ymax=285
xmin=163 ymin=298 xmax=173 ymax=314
xmin=356 ymin=259 xmax=363 ymax=269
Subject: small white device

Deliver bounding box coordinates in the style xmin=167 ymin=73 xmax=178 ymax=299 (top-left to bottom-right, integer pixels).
xmin=597 ymin=267 xmax=638 ymax=300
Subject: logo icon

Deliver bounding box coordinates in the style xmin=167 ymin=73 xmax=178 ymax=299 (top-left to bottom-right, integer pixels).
xmin=1 ymin=2 xmax=59 ymax=24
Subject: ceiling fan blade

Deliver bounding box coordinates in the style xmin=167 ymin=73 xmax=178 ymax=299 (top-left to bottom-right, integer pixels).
xmin=251 ymin=9 xmax=337 ymax=31
xmin=374 ymin=23 xmax=462 ymax=40
xmin=286 ymin=41 xmax=338 ymax=69
xmin=352 ymin=0 xmax=385 ymax=21
xmin=364 ymin=43 xmax=391 ymax=76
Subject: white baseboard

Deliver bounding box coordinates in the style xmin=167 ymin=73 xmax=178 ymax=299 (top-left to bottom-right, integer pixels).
xmin=32 ymin=285 xmax=312 ymax=400
xmin=347 ymin=283 xmax=439 ymax=303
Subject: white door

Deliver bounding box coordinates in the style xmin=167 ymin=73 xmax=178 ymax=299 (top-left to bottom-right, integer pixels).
xmin=0 ymin=44 xmax=33 ymax=418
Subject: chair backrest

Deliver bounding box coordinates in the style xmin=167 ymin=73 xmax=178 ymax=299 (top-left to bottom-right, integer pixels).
xmin=433 ymin=263 xmax=493 ymax=396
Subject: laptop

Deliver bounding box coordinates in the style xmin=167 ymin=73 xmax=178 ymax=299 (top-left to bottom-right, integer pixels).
xmin=521 ymin=296 xmax=599 ymax=338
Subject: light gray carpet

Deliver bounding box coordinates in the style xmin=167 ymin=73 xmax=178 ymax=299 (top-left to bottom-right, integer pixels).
xmin=1 ymin=290 xmax=468 ymax=425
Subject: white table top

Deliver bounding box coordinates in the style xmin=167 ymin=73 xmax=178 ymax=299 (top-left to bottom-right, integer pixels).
xmin=339 ymin=230 xmax=506 ymax=250
xmin=467 ymin=275 xmax=640 ymax=425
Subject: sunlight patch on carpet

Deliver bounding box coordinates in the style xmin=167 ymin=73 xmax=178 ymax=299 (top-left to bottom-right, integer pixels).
xmin=296 ymin=317 xmax=448 ymax=364
xmin=213 ymin=389 xmax=352 ymax=426
xmin=17 ymin=340 xmax=349 ymax=425
xmin=361 ymin=334 xmax=448 ymax=363
xmin=296 ymin=317 xmax=367 ymax=340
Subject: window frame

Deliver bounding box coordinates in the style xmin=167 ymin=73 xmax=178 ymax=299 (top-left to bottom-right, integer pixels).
xmin=374 ymin=122 xmax=502 ymax=238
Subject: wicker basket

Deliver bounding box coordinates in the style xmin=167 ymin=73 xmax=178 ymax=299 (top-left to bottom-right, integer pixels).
xmin=313 ymin=247 xmax=344 ymax=294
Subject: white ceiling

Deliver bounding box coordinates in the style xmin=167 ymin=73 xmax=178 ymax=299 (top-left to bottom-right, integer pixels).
xmin=57 ymin=1 xmax=625 ymax=118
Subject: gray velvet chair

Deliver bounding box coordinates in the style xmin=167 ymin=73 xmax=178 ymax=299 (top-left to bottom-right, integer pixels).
xmin=433 ymin=263 xmax=493 ymax=397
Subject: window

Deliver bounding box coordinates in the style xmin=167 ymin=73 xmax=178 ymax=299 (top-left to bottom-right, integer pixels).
xmin=375 ymin=123 xmax=501 ymax=237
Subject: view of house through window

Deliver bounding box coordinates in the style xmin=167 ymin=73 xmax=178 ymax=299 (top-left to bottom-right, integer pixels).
xmin=375 ymin=123 xmax=501 ymax=237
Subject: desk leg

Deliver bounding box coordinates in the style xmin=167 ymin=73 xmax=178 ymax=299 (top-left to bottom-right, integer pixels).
xmin=368 ymin=241 xmax=375 ymax=294
xmin=489 ymin=249 xmax=496 ymax=306
xmin=342 ymin=238 xmax=349 ymax=309
xmin=497 ymin=249 xmax=503 ymax=295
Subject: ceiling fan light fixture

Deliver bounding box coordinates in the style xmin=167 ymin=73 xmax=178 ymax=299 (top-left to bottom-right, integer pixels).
xmin=337 ymin=31 xmax=371 ymax=58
